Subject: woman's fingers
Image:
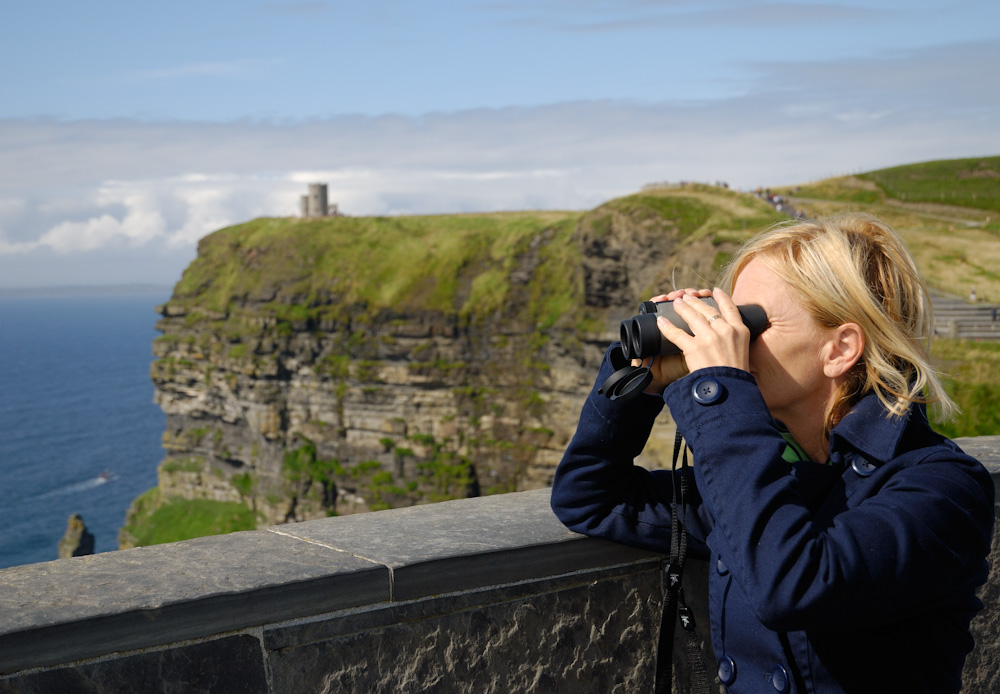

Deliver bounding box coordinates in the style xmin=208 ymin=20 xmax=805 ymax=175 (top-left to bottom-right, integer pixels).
xmin=676 ymin=292 xmax=724 ymax=325
xmin=660 ymin=289 xmax=751 ymax=373
xmin=655 ymin=313 xmax=695 ymax=349
xmin=712 ymin=287 xmax=746 ymax=327
xmin=656 ymin=288 xmax=712 ymax=303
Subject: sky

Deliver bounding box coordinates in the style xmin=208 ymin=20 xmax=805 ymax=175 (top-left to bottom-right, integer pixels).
xmin=1 ymin=0 xmax=998 ymax=289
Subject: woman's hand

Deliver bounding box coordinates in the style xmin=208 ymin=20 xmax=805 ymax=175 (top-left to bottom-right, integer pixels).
xmin=636 ymin=288 xmax=711 ymax=394
xmin=657 ymin=287 xmax=752 ymax=375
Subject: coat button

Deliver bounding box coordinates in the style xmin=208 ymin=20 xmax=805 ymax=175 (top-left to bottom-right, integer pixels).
xmin=851 ymin=454 xmax=877 ymax=477
xmin=692 ymin=377 xmax=724 ymax=405
xmin=717 ymin=557 xmax=729 ymax=575
xmin=771 ymin=664 xmax=790 ymax=692
xmin=718 ymin=655 xmax=737 ymax=685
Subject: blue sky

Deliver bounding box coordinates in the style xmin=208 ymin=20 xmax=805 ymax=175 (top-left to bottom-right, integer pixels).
xmin=1 ymin=0 xmax=998 ymax=288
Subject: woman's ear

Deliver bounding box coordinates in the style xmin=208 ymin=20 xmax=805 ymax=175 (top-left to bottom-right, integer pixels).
xmin=823 ymin=323 xmax=865 ymax=379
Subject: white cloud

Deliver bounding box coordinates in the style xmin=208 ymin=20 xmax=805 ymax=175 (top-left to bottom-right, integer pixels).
xmin=0 ymin=236 xmax=35 ymax=254
xmin=1 ymin=34 xmax=998 ymax=287
xmin=39 ymin=212 xmax=157 ymax=253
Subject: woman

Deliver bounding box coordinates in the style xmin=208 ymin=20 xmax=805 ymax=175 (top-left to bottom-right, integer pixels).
xmin=550 ymin=213 xmax=994 ymax=693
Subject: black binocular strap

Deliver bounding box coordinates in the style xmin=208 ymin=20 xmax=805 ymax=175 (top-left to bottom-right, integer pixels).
xmin=654 ymin=431 xmax=711 ymax=694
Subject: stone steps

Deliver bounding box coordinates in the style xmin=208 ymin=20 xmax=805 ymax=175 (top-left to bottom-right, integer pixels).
xmin=933 ymin=299 xmax=1000 ymax=341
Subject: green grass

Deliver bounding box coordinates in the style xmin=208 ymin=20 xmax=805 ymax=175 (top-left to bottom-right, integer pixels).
xmin=859 ymin=156 xmax=1000 ymax=212
xmin=931 ymin=339 xmax=1000 ymax=438
xmin=124 ymin=495 xmax=258 ymax=547
xmin=172 ymin=211 xmax=582 ymax=319
xmin=792 ymin=181 xmax=883 ymax=205
xmin=606 ymin=194 xmax=714 ymax=236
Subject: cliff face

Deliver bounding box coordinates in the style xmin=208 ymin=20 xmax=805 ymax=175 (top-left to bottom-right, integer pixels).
xmin=121 ymin=186 xmax=786 ymax=544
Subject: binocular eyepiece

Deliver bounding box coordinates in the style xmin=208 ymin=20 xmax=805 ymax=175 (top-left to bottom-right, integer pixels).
xmin=619 ymin=298 xmax=769 ymax=361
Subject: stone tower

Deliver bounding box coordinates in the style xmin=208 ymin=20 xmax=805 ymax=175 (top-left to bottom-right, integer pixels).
xmin=305 ymin=183 xmax=328 ymax=218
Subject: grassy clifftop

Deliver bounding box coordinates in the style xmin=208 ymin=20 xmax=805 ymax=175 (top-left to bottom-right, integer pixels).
xmin=168 ymin=185 xmax=788 ymax=334
xmin=174 ymin=211 xmax=580 ymax=325
xmin=863 ymin=156 xmax=1000 ymax=212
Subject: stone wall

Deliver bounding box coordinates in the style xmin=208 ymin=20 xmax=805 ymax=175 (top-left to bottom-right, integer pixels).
xmin=1 ymin=437 xmax=997 ymax=693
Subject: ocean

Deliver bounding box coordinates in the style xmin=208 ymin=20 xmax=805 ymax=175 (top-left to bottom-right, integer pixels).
xmin=0 ymin=290 xmax=170 ymax=570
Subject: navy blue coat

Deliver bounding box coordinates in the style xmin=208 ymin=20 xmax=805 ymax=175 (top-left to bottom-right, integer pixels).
xmin=551 ymin=347 xmax=994 ymax=693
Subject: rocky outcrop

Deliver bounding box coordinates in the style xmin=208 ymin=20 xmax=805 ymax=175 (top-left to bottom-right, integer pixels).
xmin=58 ymin=514 xmax=94 ymax=559
xmin=123 ymin=187 xmax=780 ymax=540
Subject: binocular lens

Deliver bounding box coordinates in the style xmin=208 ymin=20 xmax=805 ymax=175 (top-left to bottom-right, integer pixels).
xmin=629 ymin=318 xmax=643 ymax=360
xmin=619 ymin=321 xmax=633 ymax=358
xmin=620 ymin=314 xmax=668 ymax=361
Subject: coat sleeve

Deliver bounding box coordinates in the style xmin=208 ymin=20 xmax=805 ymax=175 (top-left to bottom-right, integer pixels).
xmin=550 ymin=346 xmax=710 ymax=556
xmin=665 ymin=366 xmax=995 ymax=632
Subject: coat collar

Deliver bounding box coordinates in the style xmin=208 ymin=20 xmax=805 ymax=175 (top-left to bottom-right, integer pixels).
xmin=828 ymin=391 xmax=921 ymax=464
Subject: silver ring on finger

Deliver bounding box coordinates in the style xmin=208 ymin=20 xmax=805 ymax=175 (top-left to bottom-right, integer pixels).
xmin=706 ymin=314 xmax=723 ymax=325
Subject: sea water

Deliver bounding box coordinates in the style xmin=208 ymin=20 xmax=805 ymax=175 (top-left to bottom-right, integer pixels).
xmin=0 ymin=290 xmax=169 ymax=569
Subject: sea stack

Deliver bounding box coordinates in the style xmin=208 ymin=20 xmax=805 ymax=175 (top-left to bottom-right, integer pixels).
xmin=58 ymin=513 xmax=95 ymax=558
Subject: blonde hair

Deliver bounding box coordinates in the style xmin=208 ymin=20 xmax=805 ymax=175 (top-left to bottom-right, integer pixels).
xmin=721 ymin=212 xmax=955 ymax=431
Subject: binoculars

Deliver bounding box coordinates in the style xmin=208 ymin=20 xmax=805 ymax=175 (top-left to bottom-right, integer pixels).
xmin=619 ymin=298 xmax=769 ymax=361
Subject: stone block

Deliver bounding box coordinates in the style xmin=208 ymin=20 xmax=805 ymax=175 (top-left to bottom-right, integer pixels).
xmin=270 ymin=488 xmax=661 ymax=601
xmin=267 ymin=565 xmax=660 ymax=694
xmin=0 ymin=531 xmax=388 ymax=674
xmin=955 ymin=437 xmax=1000 ymax=694
xmin=0 ymin=634 xmax=266 ymax=694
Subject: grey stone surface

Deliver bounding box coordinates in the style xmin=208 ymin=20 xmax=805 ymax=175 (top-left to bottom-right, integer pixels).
xmin=956 ymin=435 xmax=1000 ymax=474
xmin=0 ymin=531 xmax=388 ymax=673
xmin=0 ymin=634 xmax=267 ymax=694
xmin=264 ymin=561 xmax=652 ymax=652
xmin=956 ymin=436 xmax=1000 ymax=694
xmin=964 ymin=517 xmax=1000 ymax=694
xmin=271 ymin=487 xmax=661 ymax=601
xmin=267 ymin=565 xmax=661 ymax=694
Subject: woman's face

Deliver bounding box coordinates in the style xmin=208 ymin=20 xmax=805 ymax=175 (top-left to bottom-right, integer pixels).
xmin=730 ymin=258 xmax=837 ymax=427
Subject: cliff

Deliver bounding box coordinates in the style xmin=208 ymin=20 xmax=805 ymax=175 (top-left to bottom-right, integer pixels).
xmin=119 ymin=185 xmax=787 ymax=545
